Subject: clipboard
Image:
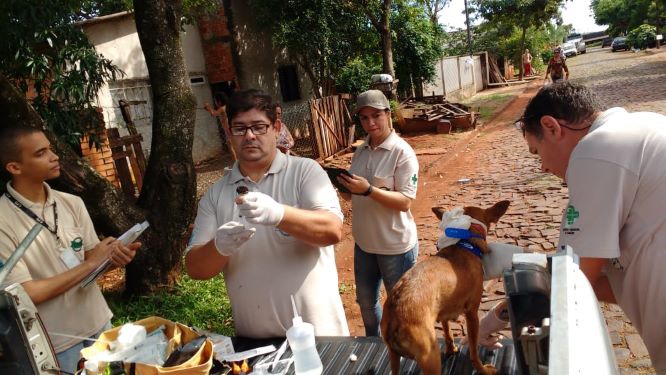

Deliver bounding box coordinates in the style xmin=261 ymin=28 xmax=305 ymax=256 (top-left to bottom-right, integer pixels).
xmin=324 ymin=167 xmax=352 ymax=194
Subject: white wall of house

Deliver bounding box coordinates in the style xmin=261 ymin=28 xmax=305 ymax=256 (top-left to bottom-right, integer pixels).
xmin=230 ymin=1 xmax=314 ymax=109
xmin=82 ymin=12 xmax=222 ymax=163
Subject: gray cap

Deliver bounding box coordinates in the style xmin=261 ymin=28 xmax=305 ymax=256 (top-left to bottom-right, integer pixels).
xmin=354 ymin=90 xmax=390 ymax=114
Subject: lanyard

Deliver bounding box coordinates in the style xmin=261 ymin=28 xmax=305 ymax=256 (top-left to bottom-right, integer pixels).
xmin=4 ymin=192 xmax=60 ymax=244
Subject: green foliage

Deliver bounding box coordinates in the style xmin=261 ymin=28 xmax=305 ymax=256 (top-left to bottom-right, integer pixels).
xmin=392 ymin=1 xmax=445 ymax=95
xmin=0 ymin=0 xmax=123 ymax=149
xmin=470 ymin=0 xmax=564 ymax=77
xmin=463 ymin=92 xmax=514 ymax=122
xmin=250 ymin=0 xmax=446 ymax=98
xmin=591 ymin=0 xmax=659 ymax=37
xmin=249 ymin=0 xmax=367 ymax=97
xmin=336 ymin=58 xmax=380 ymax=94
xmin=107 ymin=273 xmax=235 ymax=336
xmin=473 ymin=0 xmax=564 ymax=33
xmin=626 ymin=24 xmax=657 ymax=50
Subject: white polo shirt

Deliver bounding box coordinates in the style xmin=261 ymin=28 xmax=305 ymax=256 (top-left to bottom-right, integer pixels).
xmin=558 ymin=107 xmax=666 ymax=372
xmin=188 ymin=152 xmax=349 ymax=338
xmin=0 ymin=183 xmax=112 ymax=353
xmin=349 ymin=131 xmax=419 ymax=254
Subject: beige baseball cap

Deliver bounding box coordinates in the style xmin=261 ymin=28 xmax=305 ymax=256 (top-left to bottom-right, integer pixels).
xmin=354 ymin=90 xmax=390 ymax=114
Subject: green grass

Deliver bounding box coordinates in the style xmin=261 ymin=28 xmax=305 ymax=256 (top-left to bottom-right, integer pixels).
xmin=105 ymin=273 xmax=235 ymax=336
xmin=463 ymin=93 xmax=515 ymax=122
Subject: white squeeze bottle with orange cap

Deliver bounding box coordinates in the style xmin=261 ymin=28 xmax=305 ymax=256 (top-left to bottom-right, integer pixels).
xmin=286 ymin=295 xmax=323 ymax=375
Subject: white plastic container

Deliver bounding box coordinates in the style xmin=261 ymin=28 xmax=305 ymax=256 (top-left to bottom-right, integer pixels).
xmin=286 ymin=296 xmax=322 ymax=375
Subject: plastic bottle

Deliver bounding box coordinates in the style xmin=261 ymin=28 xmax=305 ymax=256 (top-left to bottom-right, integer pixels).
xmin=286 ymin=295 xmax=323 ymax=375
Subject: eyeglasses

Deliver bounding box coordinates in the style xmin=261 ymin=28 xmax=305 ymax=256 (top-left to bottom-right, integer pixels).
xmin=229 ymin=123 xmax=271 ymax=136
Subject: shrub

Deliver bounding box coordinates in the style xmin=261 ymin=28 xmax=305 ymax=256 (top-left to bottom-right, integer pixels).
xmin=626 ymin=24 xmax=657 ymax=50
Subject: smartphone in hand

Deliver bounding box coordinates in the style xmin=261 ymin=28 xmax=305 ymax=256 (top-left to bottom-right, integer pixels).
xmin=323 ymin=167 xmax=352 ymax=194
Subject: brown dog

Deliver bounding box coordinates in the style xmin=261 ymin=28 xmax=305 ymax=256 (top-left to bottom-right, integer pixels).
xmin=380 ymin=200 xmax=510 ymax=375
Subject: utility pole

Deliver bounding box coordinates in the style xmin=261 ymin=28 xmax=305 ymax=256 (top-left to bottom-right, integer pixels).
xmin=464 ymin=0 xmax=473 ymax=57
xmin=464 ymin=0 xmax=476 ymax=93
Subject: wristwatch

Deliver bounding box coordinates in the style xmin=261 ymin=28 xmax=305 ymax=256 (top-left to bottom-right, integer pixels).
xmin=361 ymin=185 xmax=373 ymax=196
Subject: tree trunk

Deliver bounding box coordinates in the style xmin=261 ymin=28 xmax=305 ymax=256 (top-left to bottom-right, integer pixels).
xmin=130 ymin=0 xmax=197 ymax=295
xmin=0 ymin=74 xmax=146 ymax=266
xmin=379 ymin=0 xmax=395 ymax=79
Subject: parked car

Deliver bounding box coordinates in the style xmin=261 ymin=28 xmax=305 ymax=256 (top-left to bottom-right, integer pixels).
xmin=575 ymin=40 xmax=587 ymax=54
xmin=602 ymin=37 xmax=613 ymax=48
xmin=561 ymin=42 xmax=578 ymax=57
xmin=566 ymin=33 xmax=587 ymax=54
xmin=611 ymin=37 xmax=630 ymax=52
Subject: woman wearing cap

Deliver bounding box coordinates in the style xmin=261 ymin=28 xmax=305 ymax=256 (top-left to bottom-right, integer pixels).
xmin=337 ymin=89 xmax=419 ymax=336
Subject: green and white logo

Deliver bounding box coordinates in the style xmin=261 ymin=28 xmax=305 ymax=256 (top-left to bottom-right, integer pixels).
xmin=70 ymin=237 xmax=83 ymax=252
xmin=411 ymin=174 xmax=418 ymax=186
xmin=565 ymin=205 xmax=579 ymax=226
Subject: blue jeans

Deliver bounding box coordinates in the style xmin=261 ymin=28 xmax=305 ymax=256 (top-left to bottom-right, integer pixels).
xmin=354 ymin=243 xmax=418 ymax=336
xmin=56 ymin=321 xmax=112 ymax=374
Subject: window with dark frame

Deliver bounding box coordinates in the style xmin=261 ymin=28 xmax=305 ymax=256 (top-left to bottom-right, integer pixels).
xmin=277 ymin=65 xmax=301 ymax=102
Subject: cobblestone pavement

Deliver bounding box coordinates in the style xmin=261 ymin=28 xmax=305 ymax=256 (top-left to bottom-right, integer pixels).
xmin=416 ymin=46 xmax=666 ymax=374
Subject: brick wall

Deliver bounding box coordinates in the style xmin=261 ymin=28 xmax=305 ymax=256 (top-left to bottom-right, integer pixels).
xmin=197 ymin=7 xmax=237 ymax=83
xmin=81 ymin=129 xmax=119 ymax=187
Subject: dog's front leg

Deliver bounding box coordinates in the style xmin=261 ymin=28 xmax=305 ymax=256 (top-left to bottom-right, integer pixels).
xmin=465 ymin=311 xmax=497 ymax=375
xmin=442 ymin=320 xmax=458 ymax=355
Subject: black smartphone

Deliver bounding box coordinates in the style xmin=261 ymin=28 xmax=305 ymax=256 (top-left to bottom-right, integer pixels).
xmin=323 ymin=167 xmax=352 ymax=193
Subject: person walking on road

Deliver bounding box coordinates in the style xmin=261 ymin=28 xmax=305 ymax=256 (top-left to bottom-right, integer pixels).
xmin=545 ymin=48 xmax=569 ymax=83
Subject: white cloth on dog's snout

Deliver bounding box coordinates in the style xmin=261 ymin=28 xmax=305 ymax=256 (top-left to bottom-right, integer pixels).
xmin=483 ymin=243 xmax=526 ymax=280
xmin=436 ymin=207 xmax=488 ymax=249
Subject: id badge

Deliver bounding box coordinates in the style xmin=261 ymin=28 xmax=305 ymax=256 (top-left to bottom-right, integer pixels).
xmin=59 ymin=246 xmax=81 ymax=269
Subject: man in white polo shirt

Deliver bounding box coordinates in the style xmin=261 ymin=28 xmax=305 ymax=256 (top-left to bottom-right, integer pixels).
xmin=0 ymin=126 xmax=140 ymax=374
xmin=518 ymin=82 xmax=666 ymax=372
xmin=185 ymin=89 xmax=349 ymax=338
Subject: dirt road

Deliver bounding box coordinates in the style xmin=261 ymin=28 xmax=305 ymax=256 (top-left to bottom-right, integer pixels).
xmin=334 ymin=46 xmax=666 ymax=373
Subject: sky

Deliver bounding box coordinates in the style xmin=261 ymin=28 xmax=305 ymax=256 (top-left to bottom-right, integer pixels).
xmin=438 ymin=0 xmax=607 ymax=34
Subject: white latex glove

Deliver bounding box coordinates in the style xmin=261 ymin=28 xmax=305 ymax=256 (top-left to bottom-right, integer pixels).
xmin=237 ymin=192 xmax=285 ymax=226
xmin=214 ymin=221 xmax=256 ymax=256
xmin=437 ymin=207 xmax=472 ymax=249
xmin=483 ymin=243 xmax=525 ymax=280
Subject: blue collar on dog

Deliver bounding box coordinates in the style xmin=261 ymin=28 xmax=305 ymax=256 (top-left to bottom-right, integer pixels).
xmin=457 ymin=239 xmax=483 ymax=259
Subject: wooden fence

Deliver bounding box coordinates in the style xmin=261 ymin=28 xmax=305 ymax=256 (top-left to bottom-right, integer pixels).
xmin=308 ymin=94 xmax=355 ymax=161
xmin=107 ymin=128 xmax=146 ymax=199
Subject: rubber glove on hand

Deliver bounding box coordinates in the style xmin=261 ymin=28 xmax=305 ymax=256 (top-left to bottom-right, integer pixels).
xmin=483 ymin=243 xmax=525 ymax=280
xmin=237 ymin=192 xmax=285 ymax=226
xmin=214 ymin=221 xmax=256 ymax=256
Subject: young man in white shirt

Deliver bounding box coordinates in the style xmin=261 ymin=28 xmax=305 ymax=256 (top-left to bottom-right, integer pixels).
xmin=185 ymin=89 xmax=349 ymax=338
xmin=0 ymin=126 xmax=140 ymax=374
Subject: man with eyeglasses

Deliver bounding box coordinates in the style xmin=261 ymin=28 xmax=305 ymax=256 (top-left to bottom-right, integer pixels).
xmin=514 ymin=82 xmax=666 ymax=371
xmin=185 ymin=89 xmax=349 ymax=338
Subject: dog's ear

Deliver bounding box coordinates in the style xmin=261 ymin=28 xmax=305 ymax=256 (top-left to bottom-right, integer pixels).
xmin=485 ymin=200 xmax=510 ymax=224
xmin=431 ymin=206 xmax=446 ymax=220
